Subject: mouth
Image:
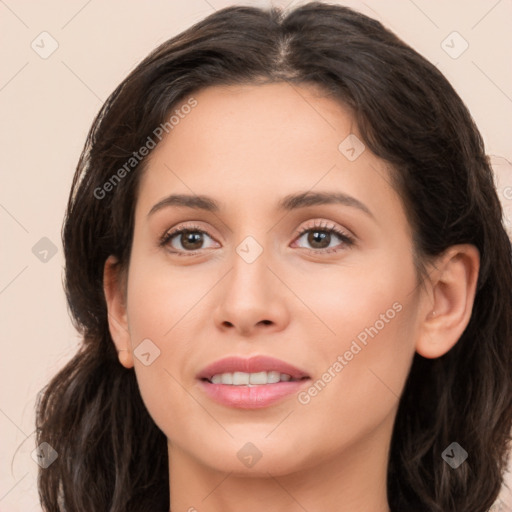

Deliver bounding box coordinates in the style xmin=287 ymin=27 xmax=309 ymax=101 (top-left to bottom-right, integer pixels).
xmin=197 ymin=355 xmax=311 ymax=409
xmin=203 ymin=370 xmax=307 ymax=386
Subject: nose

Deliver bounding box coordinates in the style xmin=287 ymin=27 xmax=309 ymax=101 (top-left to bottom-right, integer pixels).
xmin=213 ymin=244 xmax=290 ymax=337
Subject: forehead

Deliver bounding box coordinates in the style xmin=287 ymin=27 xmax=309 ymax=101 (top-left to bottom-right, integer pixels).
xmin=174 ymin=81 xmax=354 ymax=150
xmin=135 ymin=82 xmax=400 ymax=221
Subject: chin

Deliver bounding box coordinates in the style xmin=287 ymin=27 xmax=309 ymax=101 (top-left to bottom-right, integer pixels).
xmin=196 ymin=436 xmax=316 ymax=477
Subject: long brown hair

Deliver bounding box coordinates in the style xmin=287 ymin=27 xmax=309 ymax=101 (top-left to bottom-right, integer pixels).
xmin=36 ymin=2 xmax=512 ymax=511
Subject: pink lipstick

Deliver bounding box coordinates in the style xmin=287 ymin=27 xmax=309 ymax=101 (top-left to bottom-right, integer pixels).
xmin=197 ymin=355 xmax=310 ymax=409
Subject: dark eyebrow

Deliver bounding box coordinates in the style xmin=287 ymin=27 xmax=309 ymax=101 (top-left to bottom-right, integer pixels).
xmin=277 ymin=191 xmax=373 ymax=218
xmin=147 ymin=191 xmax=373 ymax=218
xmin=148 ymin=194 xmax=219 ymax=217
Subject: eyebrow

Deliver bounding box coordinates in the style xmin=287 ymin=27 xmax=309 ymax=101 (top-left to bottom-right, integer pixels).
xmin=147 ymin=191 xmax=373 ymax=218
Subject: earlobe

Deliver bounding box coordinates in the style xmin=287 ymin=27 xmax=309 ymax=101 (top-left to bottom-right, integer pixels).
xmin=117 ymin=349 xmax=134 ymax=368
xmin=103 ymin=255 xmax=134 ymax=368
xmin=416 ymin=245 xmax=480 ymax=359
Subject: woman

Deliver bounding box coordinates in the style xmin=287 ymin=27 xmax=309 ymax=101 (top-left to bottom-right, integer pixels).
xmin=35 ymin=2 xmax=512 ymax=511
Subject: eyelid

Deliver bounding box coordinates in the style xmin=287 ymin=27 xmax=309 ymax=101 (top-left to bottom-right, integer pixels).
xmin=159 ymin=219 xmax=355 ymax=255
xmin=158 ymin=222 xmax=219 ymax=254
xmin=292 ymin=219 xmax=354 ymax=240
xmin=291 ymin=220 xmax=355 ymax=252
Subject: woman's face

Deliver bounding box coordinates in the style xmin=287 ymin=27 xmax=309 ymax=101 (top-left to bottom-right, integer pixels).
xmin=116 ymin=82 xmax=427 ymax=476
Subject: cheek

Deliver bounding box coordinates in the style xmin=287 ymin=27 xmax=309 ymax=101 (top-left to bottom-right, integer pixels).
xmin=291 ymin=253 xmax=419 ymax=429
xmin=295 ymin=309 xmax=416 ymax=457
xmin=291 ymin=249 xmax=417 ymax=354
xmin=125 ymin=250 xmax=218 ymax=341
xmin=122 ymin=257 xmax=203 ymax=434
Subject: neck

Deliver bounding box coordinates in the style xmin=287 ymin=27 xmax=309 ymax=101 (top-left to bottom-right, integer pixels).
xmin=167 ymin=413 xmax=394 ymax=512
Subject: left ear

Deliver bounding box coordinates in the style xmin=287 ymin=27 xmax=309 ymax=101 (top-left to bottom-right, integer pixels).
xmin=416 ymin=244 xmax=480 ymax=359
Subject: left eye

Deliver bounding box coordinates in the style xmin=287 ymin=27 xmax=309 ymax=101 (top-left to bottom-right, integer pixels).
xmin=293 ymin=226 xmax=354 ymax=252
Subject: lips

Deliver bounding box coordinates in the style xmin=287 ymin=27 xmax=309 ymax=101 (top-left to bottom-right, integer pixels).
xmin=196 ymin=355 xmax=311 ymax=409
xmin=197 ymin=355 xmax=310 ymax=382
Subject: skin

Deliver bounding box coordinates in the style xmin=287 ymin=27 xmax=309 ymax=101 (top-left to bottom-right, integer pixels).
xmin=104 ymin=82 xmax=480 ymax=512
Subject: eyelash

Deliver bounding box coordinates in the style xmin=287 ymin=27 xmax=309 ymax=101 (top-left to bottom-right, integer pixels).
xmin=158 ymin=221 xmax=355 ymax=257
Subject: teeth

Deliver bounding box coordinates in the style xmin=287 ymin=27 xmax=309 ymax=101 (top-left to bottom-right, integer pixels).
xmin=211 ymin=374 xmax=222 ymax=384
xmin=209 ymin=371 xmax=294 ymax=385
xmin=233 ymin=372 xmax=249 ymax=385
xmin=249 ymin=371 xmax=267 ymax=384
xmin=267 ymin=371 xmax=281 ymax=383
xmin=221 ymin=373 xmax=233 ymax=385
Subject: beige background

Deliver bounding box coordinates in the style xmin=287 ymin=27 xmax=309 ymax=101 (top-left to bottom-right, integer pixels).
xmin=1 ymin=0 xmax=511 ymax=510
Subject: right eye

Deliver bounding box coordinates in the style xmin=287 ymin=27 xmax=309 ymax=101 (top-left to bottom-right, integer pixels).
xmin=159 ymin=224 xmax=220 ymax=255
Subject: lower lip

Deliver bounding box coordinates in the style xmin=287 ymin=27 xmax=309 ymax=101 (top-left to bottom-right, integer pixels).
xmin=198 ymin=379 xmax=310 ymax=409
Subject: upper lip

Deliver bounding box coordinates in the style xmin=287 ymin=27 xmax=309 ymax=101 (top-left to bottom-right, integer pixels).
xmin=197 ymin=355 xmax=310 ymax=381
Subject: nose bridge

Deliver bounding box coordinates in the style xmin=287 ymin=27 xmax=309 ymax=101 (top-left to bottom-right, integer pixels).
xmin=227 ymin=233 xmax=272 ymax=305
xmin=226 ymin=212 xmax=272 ymax=289
xmin=213 ymin=230 xmax=288 ymax=334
